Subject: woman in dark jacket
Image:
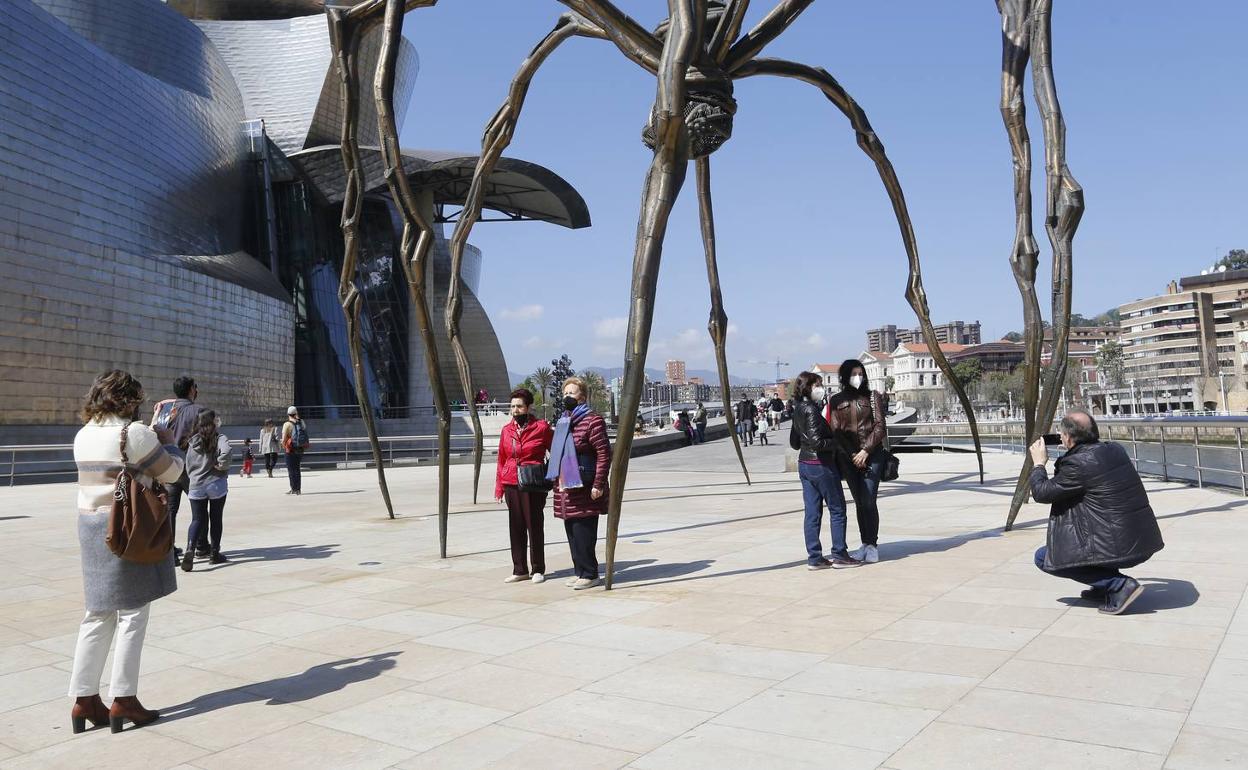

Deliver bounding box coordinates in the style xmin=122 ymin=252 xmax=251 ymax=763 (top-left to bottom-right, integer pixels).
xmin=546 ymin=376 xmax=610 ymax=589
xmin=826 ymin=359 xmax=887 ymax=564
xmin=789 ymin=371 xmax=861 ymax=569
xmin=495 ymin=388 xmax=554 ymax=584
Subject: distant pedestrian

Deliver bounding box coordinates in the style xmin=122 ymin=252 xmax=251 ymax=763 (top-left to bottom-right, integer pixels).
xmin=495 ymin=388 xmax=554 ymax=584
xmin=827 ymin=360 xmax=887 ymax=565
xmin=768 ymin=394 xmax=785 ymax=428
xmin=241 ymin=438 xmax=254 ymax=478
xmin=150 ymin=376 xmax=204 ymax=559
xmin=1029 ymin=410 xmax=1164 ymax=615
xmin=282 ymin=406 xmax=309 ymax=495
xmin=181 ymin=410 xmax=232 ymax=571
xmin=259 ymin=418 xmax=280 ymax=478
xmin=735 ymin=396 xmax=754 ymax=446
xmin=678 ymin=409 xmax=695 ymax=446
xmin=70 ymin=370 xmax=184 ymax=734
xmin=790 ymin=371 xmax=860 ymax=570
xmin=756 ymin=413 xmax=769 ymax=445
xmin=548 ymin=377 xmax=610 ymax=590
xmin=693 ymin=401 xmax=708 ymax=444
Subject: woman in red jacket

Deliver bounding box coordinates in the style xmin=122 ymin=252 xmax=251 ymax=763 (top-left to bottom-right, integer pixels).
xmin=546 ymin=376 xmax=610 ymax=590
xmin=495 ymin=388 xmax=554 ymax=584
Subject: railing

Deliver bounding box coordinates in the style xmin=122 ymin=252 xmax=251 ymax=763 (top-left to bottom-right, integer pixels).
xmin=291 ymin=402 xmax=514 ymax=420
xmin=0 ymin=434 xmax=489 ymax=487
xmin=889 ymin=415 xmax=1248 ymax=496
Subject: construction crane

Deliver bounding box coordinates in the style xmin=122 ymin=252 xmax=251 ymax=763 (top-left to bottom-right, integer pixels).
xmin=740 ymin=358 xmax=791 ymax=384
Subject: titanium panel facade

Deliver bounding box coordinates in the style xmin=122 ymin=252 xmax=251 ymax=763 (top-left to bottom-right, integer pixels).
xmin=0 ymin=0 xmax=293 ymax=436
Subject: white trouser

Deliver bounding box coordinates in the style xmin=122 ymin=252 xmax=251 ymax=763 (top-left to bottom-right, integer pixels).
xmin=68 ymin=604 xmax=150 ymax=697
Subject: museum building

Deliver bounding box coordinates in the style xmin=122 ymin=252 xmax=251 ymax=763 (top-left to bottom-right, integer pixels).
xmin=0 ymin=0 xmax=588 ymax=441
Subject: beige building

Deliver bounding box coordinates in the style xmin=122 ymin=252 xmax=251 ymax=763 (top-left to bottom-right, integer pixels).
xmin=1104 ymin=269 xmax=1248 ymax=414
xmin=860 ymin=351 xmax=893 ymax=393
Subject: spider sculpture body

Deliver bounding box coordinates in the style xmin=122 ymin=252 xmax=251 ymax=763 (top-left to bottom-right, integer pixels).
xmin=328 ymin=0 xmax=1080 ymax=579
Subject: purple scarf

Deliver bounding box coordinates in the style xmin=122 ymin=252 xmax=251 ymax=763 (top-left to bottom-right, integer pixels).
xmin=546 ymin=403 xmax=591 ymax=487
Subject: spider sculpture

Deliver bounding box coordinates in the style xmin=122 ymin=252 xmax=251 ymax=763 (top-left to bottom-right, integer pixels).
xmin=442 ymin=0 xmax=989 ymax=588
xmin=329 ymin=0 xmax=1081 ymax=577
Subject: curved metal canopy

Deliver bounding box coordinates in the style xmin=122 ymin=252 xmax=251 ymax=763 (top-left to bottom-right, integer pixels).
xmin=166 ymin=0 xmax=328 ymax=19
xmin=289 ymin=146 xmax=591 ymax=229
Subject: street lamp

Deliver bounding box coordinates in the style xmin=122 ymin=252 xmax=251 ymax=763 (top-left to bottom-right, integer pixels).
xmin=1129 ymin=378 xmax=1138 ymax=416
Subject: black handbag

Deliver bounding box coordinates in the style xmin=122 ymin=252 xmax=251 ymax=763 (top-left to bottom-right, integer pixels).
xmin=512 ymin=432 xmax=552 ymax=493
xmin=871 ymin=392 xmax=900 ymax=482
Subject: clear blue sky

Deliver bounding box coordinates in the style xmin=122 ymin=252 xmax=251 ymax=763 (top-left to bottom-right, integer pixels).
xmin=402 ymin=1 xmax=1247 ymax=383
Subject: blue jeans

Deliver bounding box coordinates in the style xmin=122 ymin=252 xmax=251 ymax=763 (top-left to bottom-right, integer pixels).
xmin=1034 ymin=546 xmax=1126 ymax=593
xmin=737 ymin=419 xmax=751 ymax=444
xmin=695 ymin=424 xmax=706 ymax=443
xmin=798 ymin=461 xmax=848 ymax=563
xmin=843 ymin=449 xmax=885 ymax=547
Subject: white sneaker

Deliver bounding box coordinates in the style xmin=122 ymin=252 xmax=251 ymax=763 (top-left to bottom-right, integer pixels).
xmin=855 ymin=545 xmax=879 ymax=564
xmin=572 ymin=577 xmax=601 ymax=590
xmin=503 ymin=574 xmax=530 ymax=584
xmin=532 ymin=573 xmax=545 ymax=584
xmin=565 ymin=576 xmax=579 ymax=587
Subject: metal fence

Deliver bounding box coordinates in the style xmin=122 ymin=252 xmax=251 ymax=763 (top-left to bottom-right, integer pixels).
xmin=890 ymin=415 xmax=1248 ymax=496
xmin=0 ymin=434 xmax=488 ymax=487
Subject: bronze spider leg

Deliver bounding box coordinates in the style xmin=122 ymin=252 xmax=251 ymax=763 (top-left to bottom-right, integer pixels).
xmin=558 ymin=1 xmax=662 ymax=71
xmin=708 ymin=0 xmax=750 ymax=63
xmin=443 ymin=14 xmax=613 ymax=515
xmin=734 ymin=58 xmax=985 ymax=483
xmin=373 ymin=0 xmax=454 ymax=552
xmin=603 ymin=0 xmax=704 ymax=590
xmin=723 ymin=0 xmax=813 ymax=72
xmin=694 ymin=157 xmax=751 ymax=486
xmin=1004 ymin=0 xmax=1083 ymax=529
xmin=997 ymin=0 xmax=1043 ymax=451
xmin=327 ymin=7 xmax=395 ymax=518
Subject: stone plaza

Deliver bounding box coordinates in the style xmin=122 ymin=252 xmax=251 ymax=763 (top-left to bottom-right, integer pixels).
xmin=1 ymin=437 xmax=1246 ymax=768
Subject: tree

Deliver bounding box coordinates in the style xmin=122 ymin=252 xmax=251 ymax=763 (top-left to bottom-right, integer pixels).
xmin=529 ymin=366 xmax=554 ymax=419
xmin=884 ymin=375 xmax=895 ymax=393
xmin=1096 ymin=340 xmax=1126 ymax=389
xmin=549 ymin=355 xmax=575 ymax=401
xmin=1003 ymin=331 xmax=1024 ymax=342
xmin=951 ymin=358 xmax=983 ymax=388
xmin=1216 ymin=248 xmax=1248 ymax=271
xmin=580 ymin=370 xmax=611 ymax=416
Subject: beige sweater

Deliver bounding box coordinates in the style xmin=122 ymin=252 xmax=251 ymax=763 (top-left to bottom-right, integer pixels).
xmin=73 ymin=416 xmax=185 ymax=512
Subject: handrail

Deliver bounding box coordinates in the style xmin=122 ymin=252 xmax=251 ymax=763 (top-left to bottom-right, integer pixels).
xmin=888 ymin=415 xmax=1248 ymax=497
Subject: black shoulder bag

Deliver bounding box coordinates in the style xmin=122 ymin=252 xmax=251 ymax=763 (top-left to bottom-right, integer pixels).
xmin=871 ymin=393 xmax=900 ymax=482
xmin=513 ymin=427 xmax=552 ymax=493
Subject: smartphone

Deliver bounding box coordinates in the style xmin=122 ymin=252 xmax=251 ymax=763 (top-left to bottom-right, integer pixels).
xmin=1042 ymin=433 xmax=1062 ymax=446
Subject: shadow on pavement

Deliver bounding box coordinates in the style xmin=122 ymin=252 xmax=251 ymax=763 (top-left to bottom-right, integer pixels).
xmin=198 ymin=544 xmax=340 ymax=570
xmin=1056 ymin=577 xmax=1200 ymax=613
xmin=159 ymin=652 xmax=400 ymax=722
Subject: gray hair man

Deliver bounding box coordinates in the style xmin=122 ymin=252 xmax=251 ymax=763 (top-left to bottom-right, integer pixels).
xmin=1028 ymin=409 xmax=1164 ymax=615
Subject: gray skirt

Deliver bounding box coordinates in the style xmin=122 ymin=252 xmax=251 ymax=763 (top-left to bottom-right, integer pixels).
xmin=78 ymin=511 xmax=177 ymax=612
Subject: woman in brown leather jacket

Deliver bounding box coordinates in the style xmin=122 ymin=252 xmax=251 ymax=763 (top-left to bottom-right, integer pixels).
xmin=826 ymin=359 xmax=887 ymax=564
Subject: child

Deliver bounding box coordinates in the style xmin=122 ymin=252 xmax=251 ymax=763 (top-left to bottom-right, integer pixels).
xmin=241 ymin=437 xmax=255 ymax=478
xmin=756 ymin=413 xmax=769 ymax=445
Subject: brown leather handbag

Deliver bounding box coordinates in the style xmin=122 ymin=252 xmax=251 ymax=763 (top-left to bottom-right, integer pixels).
xmin=106 ymin=424 xmax=173 ymax=563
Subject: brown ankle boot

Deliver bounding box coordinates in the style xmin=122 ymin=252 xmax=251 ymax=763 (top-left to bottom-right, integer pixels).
xmin=109 ymin=695 xmax=159 ymax=733
xmin=71 ymin=694 xmax=110 ymax=733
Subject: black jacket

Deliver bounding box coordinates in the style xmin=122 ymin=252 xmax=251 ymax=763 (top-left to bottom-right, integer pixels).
xmin=735 ymin=399 xmax=754 ymax=423
xmin=1030 ymin=441 xmax=1164 ymax=570
xmin=789 ymin=398 xmax=842 ymax=463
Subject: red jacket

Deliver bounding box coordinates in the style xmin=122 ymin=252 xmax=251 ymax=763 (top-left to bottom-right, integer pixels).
xmin=552 ymin=411 xmax=611 ymax=519
xmin=495 ymin=418 xmax=554 ymax=499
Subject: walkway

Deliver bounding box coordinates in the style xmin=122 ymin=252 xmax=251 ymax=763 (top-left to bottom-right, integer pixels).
xmin=0 ymin=435 xmax=1245 ymax=768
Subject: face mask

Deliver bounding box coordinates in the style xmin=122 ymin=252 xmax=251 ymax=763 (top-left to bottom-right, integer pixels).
xmin=849 ymin=375 xmax=864 ymax=390
xmin=514 ymin=413 xmax=530 ymax=426
xmin=563 ymin=395 xmax=579 ymax=412
xmin=811 ymin=386 xmax=826 ymax=402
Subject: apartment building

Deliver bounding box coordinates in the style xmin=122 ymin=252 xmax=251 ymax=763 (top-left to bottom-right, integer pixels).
xmin=866 ymin=321 xmax=980 ymax=352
